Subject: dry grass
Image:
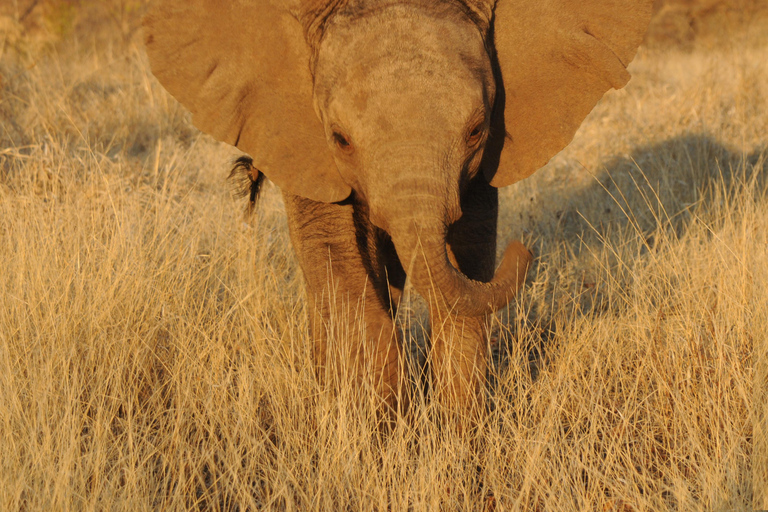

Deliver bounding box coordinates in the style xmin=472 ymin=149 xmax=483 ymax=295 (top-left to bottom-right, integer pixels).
xmin=1 ymin=7 xmax=765 ymax=511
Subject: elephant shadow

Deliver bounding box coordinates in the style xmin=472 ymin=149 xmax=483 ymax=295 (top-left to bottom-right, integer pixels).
xmin=487 ymin=133 xmax=765 ymax=390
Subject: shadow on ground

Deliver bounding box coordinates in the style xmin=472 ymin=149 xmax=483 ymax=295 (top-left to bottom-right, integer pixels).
xmin=489 ymin=133 xmax=766 ymax=392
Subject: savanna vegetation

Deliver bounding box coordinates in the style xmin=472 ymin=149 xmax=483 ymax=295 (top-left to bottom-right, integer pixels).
xmin=1 ymin=1 xmax=765 ymax=510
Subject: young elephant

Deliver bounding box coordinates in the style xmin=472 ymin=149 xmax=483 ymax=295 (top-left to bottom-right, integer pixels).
xmin=144 ymin=0 xmax=652 ymax=414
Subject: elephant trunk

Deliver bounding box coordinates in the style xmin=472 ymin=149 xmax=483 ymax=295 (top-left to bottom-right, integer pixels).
xmin=386 ymin=202 xmax=531 ymax=318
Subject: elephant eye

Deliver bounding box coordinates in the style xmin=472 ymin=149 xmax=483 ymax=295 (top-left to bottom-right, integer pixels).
xmin=333 ymin=131 xmax=352 ymax=151
xmin=467 ymin=122 xmax=485 ymax=145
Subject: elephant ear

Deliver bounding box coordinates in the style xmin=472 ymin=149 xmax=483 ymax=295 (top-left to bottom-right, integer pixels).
xmin=486 ymin=0 xmax=653 ymax=187
xmin=143 ymin=0 xmax=351 ymax=203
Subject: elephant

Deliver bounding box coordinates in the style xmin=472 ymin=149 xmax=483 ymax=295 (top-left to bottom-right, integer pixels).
xmin=143 ymin=0 xmax=652 ymax=416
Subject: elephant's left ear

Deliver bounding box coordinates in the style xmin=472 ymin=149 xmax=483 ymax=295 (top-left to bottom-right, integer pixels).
xmin=486 ymin=0 xmax=653 ymax=187
xmin=143 ymin=0 xmax=351 ymax=203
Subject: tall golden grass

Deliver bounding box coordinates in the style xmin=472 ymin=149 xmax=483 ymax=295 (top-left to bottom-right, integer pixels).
xmin=1 ymin=6 xmax=765 ymax=511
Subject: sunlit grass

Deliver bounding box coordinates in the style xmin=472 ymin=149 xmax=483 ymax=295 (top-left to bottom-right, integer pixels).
xmin=1 ymin=14 xmax=764 ymax=511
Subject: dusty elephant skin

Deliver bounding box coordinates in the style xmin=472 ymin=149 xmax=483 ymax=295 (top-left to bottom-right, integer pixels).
xmin=142 ymin=0 xmax=653 ymax=416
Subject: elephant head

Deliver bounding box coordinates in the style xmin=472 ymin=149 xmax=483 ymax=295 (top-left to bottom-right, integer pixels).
xmin=143 ymin=0 xmax=652 ymax=317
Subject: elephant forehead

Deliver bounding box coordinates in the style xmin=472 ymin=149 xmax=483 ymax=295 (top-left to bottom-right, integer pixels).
xmin=322 ymin=70 xmax=483 ymax=146
xmin=315 ymin=5 xmax=490 ymax=115
xmin=324 ymin=3 xmax=484 ymax=53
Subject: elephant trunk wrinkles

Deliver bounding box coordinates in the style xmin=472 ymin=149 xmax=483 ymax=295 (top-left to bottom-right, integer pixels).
xmin=386 ymin=199 xmax=531 ymax=318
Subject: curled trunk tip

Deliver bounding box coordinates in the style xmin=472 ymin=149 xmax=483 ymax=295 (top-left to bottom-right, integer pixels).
xmin=392 ymin=220 xmax=531 ymax=317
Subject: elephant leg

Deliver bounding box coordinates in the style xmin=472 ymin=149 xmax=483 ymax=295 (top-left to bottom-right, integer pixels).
xmin=283 ymin=192 xmax=406 ymax=413
xmin=429 ymin=176 xmax=498 ymax=415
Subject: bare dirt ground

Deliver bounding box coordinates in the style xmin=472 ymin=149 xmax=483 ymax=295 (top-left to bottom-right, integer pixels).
xmin=1 ymin=1 xmax=765 ymax=510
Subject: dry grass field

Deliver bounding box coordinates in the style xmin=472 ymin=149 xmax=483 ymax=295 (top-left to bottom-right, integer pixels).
xmin=1 ymin=2 xmax=766 ymax=510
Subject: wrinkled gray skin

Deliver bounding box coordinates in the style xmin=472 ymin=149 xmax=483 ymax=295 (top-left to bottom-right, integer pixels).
xmin=285 ymin=2 xmax=528 ymax=415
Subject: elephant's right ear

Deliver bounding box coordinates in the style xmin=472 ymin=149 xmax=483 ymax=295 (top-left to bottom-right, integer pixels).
xmin=486 ymin=0 xmax=653 ymax=188
xmin=143 ymin=0 xmax=351 ymax=203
